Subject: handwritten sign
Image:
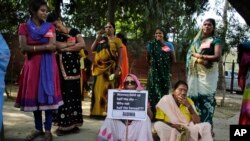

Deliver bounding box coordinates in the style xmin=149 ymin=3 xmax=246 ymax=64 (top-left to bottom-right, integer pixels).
xmin=107 ymin=89 xmax=148 ymax=120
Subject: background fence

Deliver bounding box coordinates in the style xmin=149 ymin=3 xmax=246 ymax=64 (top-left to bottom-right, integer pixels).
xmin=224 ymin=61 xmax=242 ymax=93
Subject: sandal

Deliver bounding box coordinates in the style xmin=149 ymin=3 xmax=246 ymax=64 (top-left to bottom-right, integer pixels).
xmin=45 ymin=131 xmax=53 ymax=141
xmin=26 ymin=130 xmax=44 ymax=141
xmin=55 ymin=129 xmax=65 ymax=136
xmin=72 ymin=127 xmax=80 ymax=133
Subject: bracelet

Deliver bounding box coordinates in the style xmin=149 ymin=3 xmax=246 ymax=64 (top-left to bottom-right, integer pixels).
xmin=33 ymin=46 xmax=36 ymax=52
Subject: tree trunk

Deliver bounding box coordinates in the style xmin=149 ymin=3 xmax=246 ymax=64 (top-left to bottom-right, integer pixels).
xmin=228 ymin=0 xmax=250 ymax=26
xmin=218 ymin=0 xmax=229 ymax=107
xmin=107 ymin=0 xmax=116 ymax=23
xmin=54 ymin=0 xmax=62 ymax=17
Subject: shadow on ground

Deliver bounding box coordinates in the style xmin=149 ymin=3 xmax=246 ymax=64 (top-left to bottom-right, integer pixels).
xmin=2 ymin=85 xmax=243 ymax=141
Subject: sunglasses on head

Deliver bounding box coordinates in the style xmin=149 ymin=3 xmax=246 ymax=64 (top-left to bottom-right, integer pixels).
xmin=124 ymin=80 xmax=136 ymax=86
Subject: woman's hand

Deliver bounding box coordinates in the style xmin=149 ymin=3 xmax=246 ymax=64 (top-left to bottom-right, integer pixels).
xmin=196 ymin=58 xmax=205 ymax=64
xmin=178 ymin=96 xmax=201 ymax=123
xmin=67 ymin=41 xmax=75 ymax=47
xmin=192 ymin=53 xmax=202 ymax=59
xmin=109 ymin=74 xmax=115 ymax=81
xmin=172 ymin=124 xmax=185 ymax=132
xmin=96 ymin=29 xmax=105 ymax=41
xmin=196 ymin=58 xmax=213 ymax=68
xmin=176 ymin=95 xmax=191 ymax=108
xmin=193 ymin=53 xmax=213 ymax=68
xmin=46 ymin=44 xmax=56 ymax=51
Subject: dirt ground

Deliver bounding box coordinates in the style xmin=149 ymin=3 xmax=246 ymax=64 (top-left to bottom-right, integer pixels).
xmin=213 ymin=91 xmax=242 ymax=141
xmin=2 ymin=86 xmax=243 ymax=141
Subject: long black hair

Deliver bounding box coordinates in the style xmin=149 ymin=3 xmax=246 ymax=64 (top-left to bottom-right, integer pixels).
xmin=29 ymin=0 xmax=47 ymax=17
xmin=173 ymin=80 xmax=188 ymax=90
xmin=47 ymin=12 xmax=60 ymax=23
xmin=116 ymin=33 xmax=127 ymax=46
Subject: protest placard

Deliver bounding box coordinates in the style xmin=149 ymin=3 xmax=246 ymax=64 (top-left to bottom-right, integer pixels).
xmin=107 ymin=89 xmax=148 ymax=120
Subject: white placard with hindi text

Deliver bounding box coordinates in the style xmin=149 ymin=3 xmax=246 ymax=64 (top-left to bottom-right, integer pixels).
xmin=107 ymin=89 xmax=148 ymax=120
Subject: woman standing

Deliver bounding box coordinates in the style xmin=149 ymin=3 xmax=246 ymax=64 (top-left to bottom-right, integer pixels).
xmin=186 ymin=18 xmax=222 ymax=127
xmin=15 ymin=1 xmax=63 ymax=141
xmin=116 ymin=33 xmax=129 ymax=89
xmin=90 ymin=22 xmax=123 ymax=117
xmin=47 ymin=12 xmax=86 ymax=135
xmin=79 ymin=49 xmax=92 ymax=99
xmin=146 ymin=27 xmax=175 ymax=116
xmin=0 ymin=33 xmax=10 ymax=141
xmin=237 ymin=41 xmax=250 ymax=125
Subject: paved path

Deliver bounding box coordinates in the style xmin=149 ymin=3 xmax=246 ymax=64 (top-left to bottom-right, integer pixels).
xmin=3 ymin=97 xmax=102 ymax=141
xmin=2 ymin=93 xmax=242 ymax=141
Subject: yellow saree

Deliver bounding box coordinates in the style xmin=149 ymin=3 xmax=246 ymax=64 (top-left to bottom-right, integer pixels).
xmin=91 ymin=37 xmax=122 ymax=116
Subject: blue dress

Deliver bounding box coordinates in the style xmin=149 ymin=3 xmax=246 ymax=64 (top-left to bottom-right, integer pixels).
xmin=0 ymin=33 xmax=10 ymax=131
